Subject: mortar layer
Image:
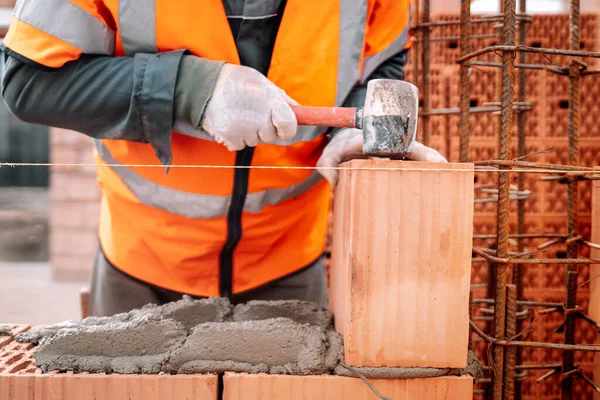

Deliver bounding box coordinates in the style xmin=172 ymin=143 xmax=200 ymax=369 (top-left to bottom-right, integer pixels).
xmin=334 ymin=350 xmax=483 ymax=382
xmin=34 ymin=314 xmax=187 ymax=374
xmin=0 ymin=326 xmax=12 ymax=336
xmin=17 ymin=296 xmax=231 ymax=344
xmin=232 ymin=300 xmax=332 ymax=327
xmin=166 ymin=317 xmax=335 ymax=375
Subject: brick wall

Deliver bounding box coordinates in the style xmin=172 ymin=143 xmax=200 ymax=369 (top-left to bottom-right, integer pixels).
xmin=49 ymin=128 xmax=100 ymax=282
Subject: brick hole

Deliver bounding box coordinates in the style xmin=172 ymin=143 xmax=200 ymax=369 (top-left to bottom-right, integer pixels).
xmin=556 ymin=251 xmax=567 ymax=258
xmin=558 ymin=100 xmax=569 ymax=109
xmin=448 ymin=41 xmax=458 ymax=49
xmin=470 ymin=99 xmax=479 ymax=107
xmin=5 ymin=352 xmax=24 ymax=365
xmin=531 ymin=41 xmax=542 ymax=48
xmin=9 ymin=360 xmax=32 ymax=374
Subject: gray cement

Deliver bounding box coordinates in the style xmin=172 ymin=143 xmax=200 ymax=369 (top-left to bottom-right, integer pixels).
xmin=0 ymin=325 xmax=12 ymax=336
xmin=233 ymin=300 xmax=332 ymax=327
xmin=24 ymin=295 xmax=481 ymax=381
xmin=150 ymin=295 xmax=231 ymax=331
xmin=34 ymin=314 xmax=187 ymax=374
xmin=17 ymin=295 xmax=231 ymax=344
xmin=334 ymin=351 xmax=483 ymax=383
xmin=165 ymin=317 xmax=338 ymax=375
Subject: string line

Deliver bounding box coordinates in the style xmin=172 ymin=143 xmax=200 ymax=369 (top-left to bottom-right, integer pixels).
xmin=0 ymin=162 xmax=598 ymax=175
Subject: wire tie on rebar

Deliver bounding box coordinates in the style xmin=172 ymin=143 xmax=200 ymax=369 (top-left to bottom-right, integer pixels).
xmin=565 ymin=235 xmax=583 ymax=245
xmin=536 ymin=368 xmax=559 ymax=383
xmin=561 ymin=367 xmax=581 ymax=380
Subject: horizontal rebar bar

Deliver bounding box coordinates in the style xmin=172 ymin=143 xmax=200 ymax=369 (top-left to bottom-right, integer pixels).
xmin=416 ymin=14 xmax=532 ymax=27
xmin=457 ymin=45 xmax=600 ymax=63
xmin=470 ymin=320 xmax=600 ymax=351
xmin=472 ymin=248 xmax=600 ymax=264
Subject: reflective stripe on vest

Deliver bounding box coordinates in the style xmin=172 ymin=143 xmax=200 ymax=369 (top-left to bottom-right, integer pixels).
xmin=13 ymin=0 xmax=114 ymax=56
xmin=359 ymin=22 xmax=411 ymax=83
xmin=116 ymin=0 xmax=367 ymax=146
xmin=94 ymin=140 xmax=324 ymax=219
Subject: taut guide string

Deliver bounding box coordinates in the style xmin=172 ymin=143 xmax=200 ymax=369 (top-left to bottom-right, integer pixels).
xmin=0 ymin=162 xmax=598 ymax=175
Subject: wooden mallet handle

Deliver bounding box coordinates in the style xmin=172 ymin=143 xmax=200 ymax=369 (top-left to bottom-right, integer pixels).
xmin=290 ymin=105 xmax=363 ymax=129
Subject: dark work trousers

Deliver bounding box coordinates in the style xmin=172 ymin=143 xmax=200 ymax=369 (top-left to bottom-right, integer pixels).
xmin=88 ymin=247 xmax=329 ymax=317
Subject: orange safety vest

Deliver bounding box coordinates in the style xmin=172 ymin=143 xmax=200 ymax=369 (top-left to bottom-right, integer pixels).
xmin=4 ymin=0 xmax=412 ymax=297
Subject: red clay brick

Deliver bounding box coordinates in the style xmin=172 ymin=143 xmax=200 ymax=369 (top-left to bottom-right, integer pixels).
xmin=223 ymin=373 xmax=473 ymax=400
xmin=0 ymin=374 xmax=218 ymax=400
xmin=330 ymin=160 xmax=474 ymax=368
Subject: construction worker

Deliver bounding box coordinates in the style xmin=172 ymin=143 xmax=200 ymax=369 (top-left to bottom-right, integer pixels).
xmin=1 ymin=0 xmax=446 ymax=316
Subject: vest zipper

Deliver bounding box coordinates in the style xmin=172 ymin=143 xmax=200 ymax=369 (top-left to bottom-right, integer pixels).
xmin=219 ymin=147 xmax=254 ymax=298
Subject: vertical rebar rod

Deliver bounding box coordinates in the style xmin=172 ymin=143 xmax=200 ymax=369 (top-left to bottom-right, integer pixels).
xmin=493 ymin=0 xmax=516 ymax=398
xmin=504 ymin=284 xmax=518 ymax=400
xmin=562 ymin=271 xmax=579 ymax=400
xmin=515 ymin=0 xmax=527 ymax=398
xmin=562 ymin=0 xmax=581 ymax=398
xmin=421 ymin=0 xmax=431 ymax=147
xmin=459 ymin=0 xmax=471 ymax=162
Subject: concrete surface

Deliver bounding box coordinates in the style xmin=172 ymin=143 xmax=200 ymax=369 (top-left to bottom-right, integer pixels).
xmin=0 ymin=262 xmax=83 ymax=325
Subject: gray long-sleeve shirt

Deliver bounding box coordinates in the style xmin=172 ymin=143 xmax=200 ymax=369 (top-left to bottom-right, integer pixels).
xmin=0 ymin=2 xmax=407 ymax=166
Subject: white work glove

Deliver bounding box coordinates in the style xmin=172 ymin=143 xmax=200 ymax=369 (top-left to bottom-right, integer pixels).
xmin=316 ymin=128 xmax=448 ymax=185
xmin=201 ymin=64 xmax=299 ymax=151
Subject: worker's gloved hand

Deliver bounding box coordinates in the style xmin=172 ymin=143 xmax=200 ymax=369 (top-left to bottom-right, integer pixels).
xmin=316 ymin=128 xmax=448 ymax=186
xmin=200 ymin=64 xmax=299 ymax=151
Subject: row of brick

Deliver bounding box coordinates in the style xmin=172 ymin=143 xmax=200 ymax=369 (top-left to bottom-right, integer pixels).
xmin=0 ymin=373 xmax=473 ymax=400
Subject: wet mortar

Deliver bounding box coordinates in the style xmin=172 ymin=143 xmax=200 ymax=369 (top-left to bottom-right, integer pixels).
xmin=7 ymin=296 xmax=481 ymax=381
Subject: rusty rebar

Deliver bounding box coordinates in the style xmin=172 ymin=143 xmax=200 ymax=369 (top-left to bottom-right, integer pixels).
xmin=492 ymin=1 xmax=516 ymax=396
xmin=562 ymin=0 xmax=581 ymax=397
xmin=473 ymin=159 xmax=593 ymax=171
xmin=424 ymin=104 xmax=531 ymax=115
xmin=515 ymin=17 xmax=528 ymax=400
xmin=459 ymin=0 xmax=470 ymax=162
xmin=473 ymin=299 xmax=565 ymax=308
xmin=472 ymin=248 xmax=600 ymax=264
xmin=473 ymin=233 xmax=566 ymax=240
xmin=470 ymin=320 xmax=600 ymax=352
xmin=421 ymin=0 xmax=431 ymax=147
xmin=562 ymin=271 xmax=579 ymax=399
xmin=456 ymin=45 xmax=600 ymax=63
xmin=416 ymin=14 xmax=531 ymax=28
xmin=429 ymin=33 xmax=496 ymax=42
xmin=504 ymin=285 xmax=517 ymax=400
xmin=470 ymin=61 xmax=552 ymax=70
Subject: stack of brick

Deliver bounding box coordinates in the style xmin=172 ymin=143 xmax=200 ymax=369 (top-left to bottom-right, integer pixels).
xmin=391 ymin=11 xmax=600 ymax=400
xmin=49 ymin=128 xmax=100 ymax=281
xmin=327 ymin=159 xmax=475 ymax=398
